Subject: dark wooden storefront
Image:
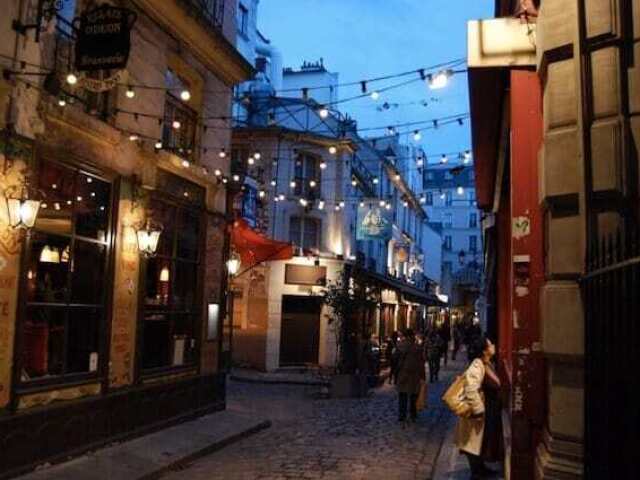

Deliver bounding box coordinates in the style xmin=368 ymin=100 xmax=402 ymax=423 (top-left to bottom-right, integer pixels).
xmin=279 ymin=295 xmax=321 ymax=366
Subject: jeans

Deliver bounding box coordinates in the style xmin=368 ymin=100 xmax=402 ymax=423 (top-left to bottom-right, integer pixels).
xmin=398 ymin=392 xmax=418 ymax=420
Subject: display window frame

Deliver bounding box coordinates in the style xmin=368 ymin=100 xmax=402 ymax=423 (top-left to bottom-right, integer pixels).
xmin=135 ymin=171 xmax=206 ymax=380
xmin=12 ymin=156 xmax=118 ymax=398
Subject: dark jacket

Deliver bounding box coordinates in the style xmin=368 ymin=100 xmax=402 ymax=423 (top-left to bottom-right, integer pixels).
xmin=396 ymin=340 xmax=426 ymax=394
xmin=425 ymin=334 xmax=444 ymax=360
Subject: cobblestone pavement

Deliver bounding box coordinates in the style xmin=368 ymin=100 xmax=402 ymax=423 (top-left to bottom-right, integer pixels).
xmin=160 ymin=359 xmax=466 ymax=480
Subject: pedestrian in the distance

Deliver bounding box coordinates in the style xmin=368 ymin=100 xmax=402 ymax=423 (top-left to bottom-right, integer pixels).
xmin=389 ymin=331 xmax=403 ymax=384
xmin=425 ymin=329 xmax=443 ymax=383
xmin=396 ymin=329 xmax=426 ymax=423
xmin=438 ymin=316 xmax=451 ymax=367
xmin=452 ymin=322 xmax=463 ymax=361
xmin=455 ymin=334 xmax=501 ymax=479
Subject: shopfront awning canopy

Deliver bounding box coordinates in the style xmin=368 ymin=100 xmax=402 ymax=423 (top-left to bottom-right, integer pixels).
xmin=231 ymin=219 xmax=294 ymax=272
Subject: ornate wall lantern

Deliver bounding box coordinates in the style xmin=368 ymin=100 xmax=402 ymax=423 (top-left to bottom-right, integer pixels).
xmin=2 ymin=176 xmax=43 ymax=230
xmin=135 ymin=217 xmax=163 ymax=257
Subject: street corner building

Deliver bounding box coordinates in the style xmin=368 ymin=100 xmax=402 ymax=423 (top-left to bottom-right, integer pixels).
xmin=0 ymin=0 xmax=252 ymax=477
xmin=468 ymin=0 xmax=640 ymax=479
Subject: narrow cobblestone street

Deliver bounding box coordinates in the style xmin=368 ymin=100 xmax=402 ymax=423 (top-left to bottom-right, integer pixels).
xmin=159 ymin=360 xmax=464 ymax=480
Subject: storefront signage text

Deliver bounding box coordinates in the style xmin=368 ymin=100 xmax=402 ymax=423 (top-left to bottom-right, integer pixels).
xmin=74 ymin=5 xmax=137 ymax=72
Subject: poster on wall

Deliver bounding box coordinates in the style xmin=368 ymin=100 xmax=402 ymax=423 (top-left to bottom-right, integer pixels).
xmin=356 ymin=201 xmax=392 ymax=241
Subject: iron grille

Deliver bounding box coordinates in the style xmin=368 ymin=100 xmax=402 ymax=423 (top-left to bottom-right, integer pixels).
xmin=582 ymin=228 xmax=640 ymax=479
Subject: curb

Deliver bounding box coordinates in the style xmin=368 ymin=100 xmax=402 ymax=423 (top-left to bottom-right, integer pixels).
xmin=138 ymin=419 xmax=272 ymax=480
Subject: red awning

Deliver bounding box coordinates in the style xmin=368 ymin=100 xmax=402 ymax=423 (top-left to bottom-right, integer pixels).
xmin=230 ymin=219 xmax=294 ymax=270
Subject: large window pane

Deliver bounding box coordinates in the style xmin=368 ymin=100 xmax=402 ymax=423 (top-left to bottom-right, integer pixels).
xmin=22 ymin=306 xmax=66 ymax=380
xmin=144 ymin=258 xmax=172 ymax=308
xmin=66 ymin=307 xmax=101 ymax=373
xmin=75 ymin=174 xmax=110 ymax=241
xmin=71 ymin=240 xmax=106 ymax=304
xmin=142 ymin=313 xmax=171 ymax=369
xmin=35 ymin=162 xmax=74 ymax=235
xmin=173 ymin=261 xmax=197 ymax=311
xmin=176 ymin=209 xmax=200 ymax=260
xmin=26 ymin=233 xmax=71 ymax=303
xmin=152 ymin=202 xmax=176 ymax=257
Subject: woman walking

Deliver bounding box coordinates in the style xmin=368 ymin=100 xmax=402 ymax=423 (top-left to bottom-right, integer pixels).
xmin=455 ymin=334 xmax=502 ymax=479
xmin=396 ymin=329 xmax=426 ymax=422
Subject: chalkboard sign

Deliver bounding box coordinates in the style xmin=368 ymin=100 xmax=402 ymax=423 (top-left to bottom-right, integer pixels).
xmin=74 ymin=5 xmax=137 ymax=72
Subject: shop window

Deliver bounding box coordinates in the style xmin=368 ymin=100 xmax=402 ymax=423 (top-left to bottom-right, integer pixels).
xmin=20 ymin=161 xmax=112 ymax=384
xmin=425 ymin=192 xmax=433 ymax=205
xmin=443 ymin=236 xmax=452 ymax=251
xmin=469 ymin=212 xmax=478 ymax=228
xmin=237 ymin=3 xmax=249 ymax=36
xmin=469 ymin=235 xmax=478 ymax=252
xmin=140 ymin=172 xmax=204 ymax=372
xmin=163 ymin=69 xmax=198 ymax=162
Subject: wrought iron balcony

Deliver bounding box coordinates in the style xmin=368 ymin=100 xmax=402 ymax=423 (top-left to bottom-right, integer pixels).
xmin=179 ymin=0 xmax=225 ymax=31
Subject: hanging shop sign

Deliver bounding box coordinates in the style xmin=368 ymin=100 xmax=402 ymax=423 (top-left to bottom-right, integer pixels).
xmin=78 ymin=71 xmax=125 ymax=92
xmin=74 ymin=5 xmax=137 ymax=72
xmin=356 ymin=202 xmax=392 ymax=241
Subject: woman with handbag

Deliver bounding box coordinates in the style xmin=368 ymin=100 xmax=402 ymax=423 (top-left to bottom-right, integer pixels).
xmin=454 ymin=334 xmax=500 ymax=479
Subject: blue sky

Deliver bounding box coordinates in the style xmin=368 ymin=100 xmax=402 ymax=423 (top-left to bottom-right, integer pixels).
xmin=258 ymin=0 xmax=494 ymax=160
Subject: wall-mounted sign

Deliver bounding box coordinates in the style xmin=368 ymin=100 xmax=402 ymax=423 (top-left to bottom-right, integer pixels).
xmin=74 ymin=5 xmax=137 ymax=72
xmin=285 ymin=264 xmax=327 ymax=286
xmin=356 ymin=202 xmax=392 ymax=241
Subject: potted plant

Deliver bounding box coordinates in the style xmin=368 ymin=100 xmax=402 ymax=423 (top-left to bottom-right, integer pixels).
xmin=320 ymin=268 xmax=379 ymax=398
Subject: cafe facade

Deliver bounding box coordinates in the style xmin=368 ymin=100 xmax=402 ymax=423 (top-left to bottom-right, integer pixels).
xmin=0 ymin=0 xmax=251 ymax=477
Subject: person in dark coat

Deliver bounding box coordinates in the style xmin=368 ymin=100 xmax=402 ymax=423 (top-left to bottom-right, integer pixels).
xmin=439 ymin=316 xmax=452 ymax=366
xmin=388 ymin=331 xmax=403 ymax=384
xmin=425 ymin=329 xmax=444 ymax=382
xmin=396 ymin=329 xmax=426 ymax=422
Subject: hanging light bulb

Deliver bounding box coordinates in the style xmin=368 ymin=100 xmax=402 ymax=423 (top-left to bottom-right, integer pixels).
xmin=385 ymin=202 xmax=392 ymax=210
xmin=125 ymin=86 xmax=135 ymax=98
xmin=328 ymin=146 xmax=337 ymax=155
xmin=270 ymin=179 xmax=277 ymax=186
xmin=428 ymin=69 xmax=453 ymax=89
xmin=386 ymin=126 xmax=395 ymax=136
xmin=214 ymin=168 xmax=222 ymax=177
xmin=440 ymin=191 xmax=446 ymax=200
xmin=420 ymin=195 xmax=426 ymax=204
xmin=318 ymin=199 xmax=325 ymax=210
xmin=351 ymin=178 xmax=358 ymax=187
xmin=403 ymin=200 xmax=409 ymax=207
xmin=181 ymin=160 xmax=190 ymax=168
xmin=232 ymin=174 xmax=240 ymax=182
xmin=413 ymin=130 xmax=422 ymax=141
xmin=370 ymin=91 xmax=380 ymax=101
xmin=417 ymin=157 xmax=424 ymax=167
xmin=66 ymin=73 xmax=78 ymax=85
xmin=219 ymin=148 xmax=227 ymax=158
xmin=129 ymin=134 xmax=139 ymax=141
xmin=247 ymin=157 xmax=255 ymax=166
xmin=172 ymin=120 xmax=181 ymax=129
xmin=258 ymin=190 xmax=266 ymax=198
xmin=299 ymin=198 xmax=308 ymax=207
xmin=394 ymin=173 xmax=401 ymax=181
xmin=58 ymin=97 xmax=66 ymax=107
xmin=463 ymin=150 xmax=472 ymax=164
xmin=221 ymin=177 xmax=229 ymax=184
xmin=180 ymin=89 xmax=191 ymax=101
xmin=278 ymin=193 xmax=285 ymax=201
xmin=290 ymin=180 xmax=296 ymax=188
xmin=373 ymin=176 xmax=379 ymax=185
xmin=319 ymin=161 xmax=327 ymax=170
xmin=318 ymin=106 xmax=329 ymax=118
xmin=457 ymin=186 xmax=465 ymax=195
xmin=309 ymin=180 xmax=317 ymax=188
xmin=359 ymin=201 xmax=365 ymax=208
xmin=334 ymin=204 xmax=341 ymax=211
xmin=253 ymin=151 xmax=261 ymax=160
xmin=441 ymin=154 xmax=448 ymax=164
xmin=155 ymin=140 xmax=163 ymax=149
xmin=379 ymin=199 xmax=386 ymax=207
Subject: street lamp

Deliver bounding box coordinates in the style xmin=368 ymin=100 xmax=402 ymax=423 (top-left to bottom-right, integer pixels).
xmin=226 ymin=249 xmax=241 ymax=276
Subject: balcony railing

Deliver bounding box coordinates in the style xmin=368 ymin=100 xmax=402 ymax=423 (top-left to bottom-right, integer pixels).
xmin=179 ymin=0 xmax=225 ymax=31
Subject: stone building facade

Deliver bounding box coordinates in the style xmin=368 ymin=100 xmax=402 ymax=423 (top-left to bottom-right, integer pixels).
xmin=469 ymin=0 xmax=640 ymax=478
xmin=0 ymin=0 xmax=251 ymax=476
